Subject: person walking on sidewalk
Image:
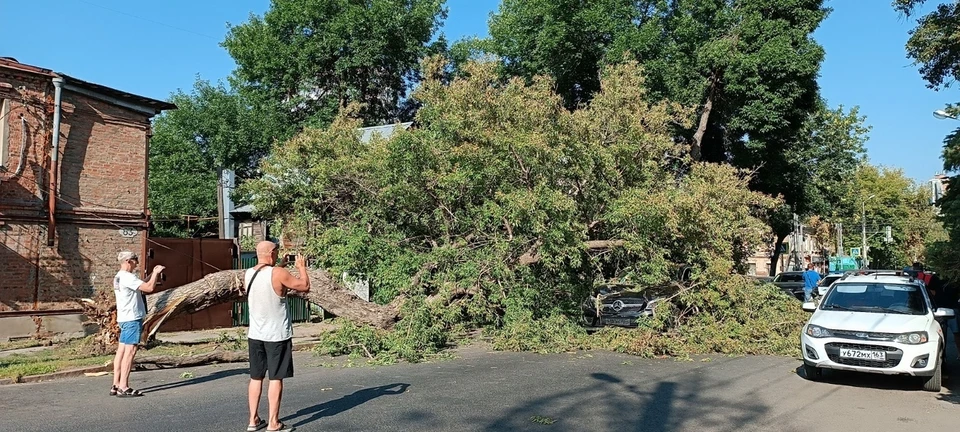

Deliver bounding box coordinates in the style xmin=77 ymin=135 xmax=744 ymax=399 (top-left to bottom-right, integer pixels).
xmin=111 ymin=251 xmax=165 ymax=397
xmin=245 ymin=241 xmax=310 ymax=432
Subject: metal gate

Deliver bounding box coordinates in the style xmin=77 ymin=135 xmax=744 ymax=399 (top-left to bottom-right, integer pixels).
xmin=231 ymin=255 xmax=314 ymax=326
xmin=144 ymin=237 xmax=237 ymax=331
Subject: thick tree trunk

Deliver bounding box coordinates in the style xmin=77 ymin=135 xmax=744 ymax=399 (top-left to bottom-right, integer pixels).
xmin=691 ymin=71 xmax=721 ymax=161
xmin=135 ymin=268 xmax=400 ymax=342
xmin=770 ymin=232 xmax=788 ymax=277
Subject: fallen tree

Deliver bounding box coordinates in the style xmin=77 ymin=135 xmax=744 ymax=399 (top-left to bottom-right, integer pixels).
xmin=143 ymin=269 xmax=400 ymax=337
xmin=80 ymin=267 xmax=401 ymax=354
xmin=133 ymin=351 xmax=249 ymax=369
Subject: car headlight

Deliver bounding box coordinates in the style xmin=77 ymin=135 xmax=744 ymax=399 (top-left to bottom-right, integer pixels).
xmin=894 ymin=331 xmax=929 ymax=345
xmin=805 ymin=324 xmax=833 ymax=338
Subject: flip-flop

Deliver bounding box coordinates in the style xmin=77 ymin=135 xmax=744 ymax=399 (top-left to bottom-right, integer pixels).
xmin=116 ymin=387 xmax=145 ymax=397
xmin=109 ymin=385 xmax=119 ymax=396
xmin=246 ymin=418 xmax=266 ymax=432
xmin=266 ymin=422 xmax=295 ymax=432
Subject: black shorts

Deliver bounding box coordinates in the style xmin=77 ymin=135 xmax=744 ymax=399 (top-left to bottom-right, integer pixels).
xmin=248 ymin=338 xmax=294 ymax=380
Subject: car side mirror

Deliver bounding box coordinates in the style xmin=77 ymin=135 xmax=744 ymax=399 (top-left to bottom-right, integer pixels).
xmin=934 ymin=308 xmax=956 ymax=319
xmin=802 ymin=302 xmax=817 ymax=312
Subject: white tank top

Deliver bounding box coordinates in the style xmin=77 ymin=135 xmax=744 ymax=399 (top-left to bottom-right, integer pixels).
xmin=245 ymin=266 xmax=293 ymax=342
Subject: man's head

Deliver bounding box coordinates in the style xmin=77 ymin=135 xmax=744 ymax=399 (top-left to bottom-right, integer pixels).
xmin=118 ymin=251 xmax=139 ymax=271
xmin=256 ymin=241 xmax=279 ymax=265
xmin=807 ymin=263 xmax=814 ymax=270
xmin=913 ymin=261 xmax=925 ymax=272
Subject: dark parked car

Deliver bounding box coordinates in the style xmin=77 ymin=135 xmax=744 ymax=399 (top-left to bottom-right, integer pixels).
xmin=581 ymin=283 xmax=676 ymax=328
xmin=773 ymin=271 xmax=806 ymax=300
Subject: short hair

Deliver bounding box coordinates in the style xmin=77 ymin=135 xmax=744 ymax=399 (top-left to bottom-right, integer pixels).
xmin=117 ymin=251 xmax=138 ymax=262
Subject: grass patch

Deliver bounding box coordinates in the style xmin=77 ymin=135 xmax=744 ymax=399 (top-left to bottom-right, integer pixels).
xmin=0 ymin=338 xmax=48 ymax=352
xmin=0 ymin=337 xmax=242 ymax=381
xmin=0 ymin=353 xmax=112 ymax=380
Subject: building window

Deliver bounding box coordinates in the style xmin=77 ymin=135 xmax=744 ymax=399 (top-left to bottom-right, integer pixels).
xmin=238 ymin=222 xmax=254 ymax=239
xmin=0 ymin=98 xmax=9 ymax=169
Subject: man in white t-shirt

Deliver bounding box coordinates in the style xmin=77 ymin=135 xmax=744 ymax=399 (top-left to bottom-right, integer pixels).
xmin=111 ymin=251 xmax=165 ymax=398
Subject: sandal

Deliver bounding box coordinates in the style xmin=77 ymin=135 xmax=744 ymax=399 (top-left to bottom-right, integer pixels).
xmin=116 ymin=387 xmax=145 ymax=397
xmin=109 ymin=385 xmax=119 ymax=396
xmin=247 ymin=418 xmax=266 ymax=432
xmin=266 ymin=422 xmax=295 ymax=432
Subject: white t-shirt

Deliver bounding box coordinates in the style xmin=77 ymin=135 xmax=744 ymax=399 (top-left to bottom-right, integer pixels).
xmin=114 ymin=270 xmax=146 ymax=322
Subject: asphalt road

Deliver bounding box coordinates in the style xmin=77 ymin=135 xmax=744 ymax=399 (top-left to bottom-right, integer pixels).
xmin=2 ymin=342 xmax=960 ymax=432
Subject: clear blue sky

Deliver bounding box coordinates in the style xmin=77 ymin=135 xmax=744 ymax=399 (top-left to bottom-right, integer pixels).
xmin=2 ymin=0 xmax=955 ymax=182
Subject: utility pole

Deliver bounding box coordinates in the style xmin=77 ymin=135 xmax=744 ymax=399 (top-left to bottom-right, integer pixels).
xmin=836 ymin=222 xmax=843 ymax=255
xmin=861 ymin=201 xmax=868 ymax=269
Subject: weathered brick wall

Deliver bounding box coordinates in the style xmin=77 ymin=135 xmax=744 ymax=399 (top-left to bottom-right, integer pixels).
xmin=0 ymin=222 xmax=143 ymax=311
xmin=57 ymin=92 xmax=149 ymax=212
xmin=0 ymin=68 xmax=50 ymax=207
xmin=0 ymin=65 xmax=153 ymax=311
xmin=0 ymin=224 xmax=44 ymax=311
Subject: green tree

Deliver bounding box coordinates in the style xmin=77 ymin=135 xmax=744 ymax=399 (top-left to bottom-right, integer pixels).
xmin=478 ymin=0 xmax=832 ymax=274
xmin=241 ymin=59 xmax=805 ymax=359
xmin=843 ymin=165 xmax=945 ymax=269
xmin=482 ymin=0 xmax=827 ymax=162
xmin=148 ymin=79 xmax=291 ymax=237
xmin=222 ymin=0 xmax=448 ymax=128
xmin=768 ymin=104 xmax=869 ymax=267
xmin=897 ymin=1 xmax=960 ymax=276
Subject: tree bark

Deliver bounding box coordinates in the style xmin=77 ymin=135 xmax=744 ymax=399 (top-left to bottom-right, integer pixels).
xmin=691 ymin=70 xmax=721 ymax=161
xmin=132 ymin=351 xmax=249 ymax=368
xmin=136 ymin=268 xmax=400 ymax=342
xmin=518 ymin=239 xmax=626 ymax=265
xmin=769 ymin=232 xmax=788 ymax=277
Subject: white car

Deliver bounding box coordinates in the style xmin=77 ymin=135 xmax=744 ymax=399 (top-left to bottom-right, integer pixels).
xmin=817 ymin=274 xmax=843 ymax=297
xmin=800 ymin=273 xmax=954 ymax=391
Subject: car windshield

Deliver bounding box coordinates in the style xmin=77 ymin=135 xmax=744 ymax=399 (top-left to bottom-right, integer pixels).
xmin=775 ymin=273 xmax=803 ymax=282
xmin=818 ymin=276 xmax=840 ymax=287
xmin=820 ymin=282 xmax=928 ymax=315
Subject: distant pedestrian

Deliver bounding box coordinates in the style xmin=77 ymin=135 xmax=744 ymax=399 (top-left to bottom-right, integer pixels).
xmin=245 ymin=241 xmax=310 ymax=432
xmin=111 ymin=251 xmax=165 ymax=397
xmin=802 ymin=263 xmax=821 ymax=302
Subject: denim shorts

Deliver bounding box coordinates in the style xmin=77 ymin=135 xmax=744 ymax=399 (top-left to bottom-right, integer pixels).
xmin=118 ymin=320 xmax=143 ymax=345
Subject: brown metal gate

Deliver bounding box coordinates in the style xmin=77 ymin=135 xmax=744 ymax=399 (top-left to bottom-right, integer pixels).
xmin=143 ymin=237 xmax=237 ymax=332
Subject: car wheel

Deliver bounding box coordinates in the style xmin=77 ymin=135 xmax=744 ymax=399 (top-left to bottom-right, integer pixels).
xmin=582 ymin=315 xmax=598 ymax=327
xmin=802 ymin=363 xmax=822 ymax=381
xmin=922 ymin=354 xmax=943 ymax=392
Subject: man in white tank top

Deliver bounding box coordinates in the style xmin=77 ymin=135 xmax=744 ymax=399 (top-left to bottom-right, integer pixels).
xmin=244 ymin=241 xmax=310 ymax=432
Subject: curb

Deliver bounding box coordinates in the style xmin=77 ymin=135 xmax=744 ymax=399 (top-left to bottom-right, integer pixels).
xmin=1 ymin=364 xmax=112 ymax=385
xmin=0 ymin=341 xmax=318 ymax=386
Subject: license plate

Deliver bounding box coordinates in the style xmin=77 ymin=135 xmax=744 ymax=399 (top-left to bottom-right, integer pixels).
xmin=839 ymin=348 xmax=886 ymax=361
xmin=602 ymin=317 xmax=638 ymax=326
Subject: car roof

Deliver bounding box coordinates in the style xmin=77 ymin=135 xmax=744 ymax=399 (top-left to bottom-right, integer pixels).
xmin=835 ymin=274 xmax=920 ymax=285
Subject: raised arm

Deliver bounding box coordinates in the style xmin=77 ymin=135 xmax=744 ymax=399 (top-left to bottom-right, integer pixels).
xmin=138 ymin=265 xmax=166 ymax=294
xmin=276 ymin=254 xmax=311 ymax=293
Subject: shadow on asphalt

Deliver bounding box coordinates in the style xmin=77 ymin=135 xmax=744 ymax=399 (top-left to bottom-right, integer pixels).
xmin=481 ymin=362 xmax=778 ymax=431
xmin=794 ymin=330 xmax=960 ymax=402
xmin=286 ymin=383 xmax=410 ymax=428
xmin=140 ymin=368 xmax=248 ymax=393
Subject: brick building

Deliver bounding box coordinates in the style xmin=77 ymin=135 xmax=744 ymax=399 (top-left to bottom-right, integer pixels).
xmin=0 ymin=57 xmax=174 ymax=313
